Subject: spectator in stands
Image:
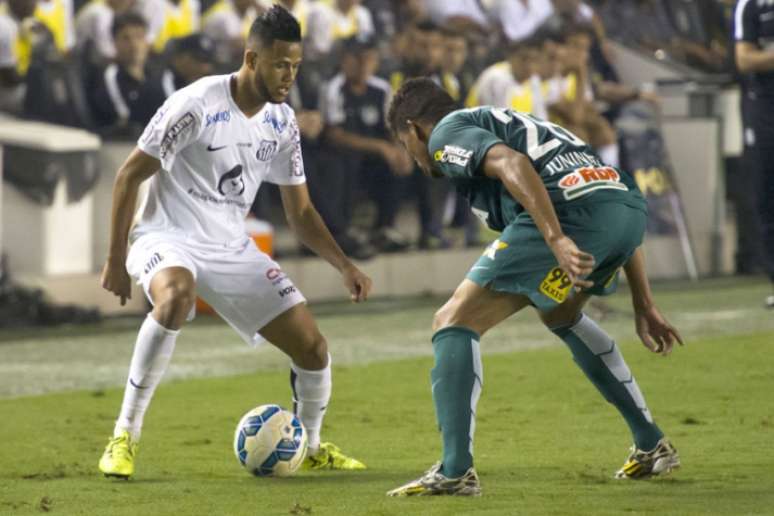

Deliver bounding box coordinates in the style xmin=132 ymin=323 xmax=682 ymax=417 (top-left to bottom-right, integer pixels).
xmin=735 ymin=0 xmax=774 ymax=308
xmin=89 ymin=12 xmax=167 ymax=135
xmin=35 ymin=0 xmax=76 ymax=54
xmin=465 ymin=36 xmax=548 ymax=119
xmin=439 ymin=27 xmax=469 ymax=104
xmin=320 ymin=36 xmax=411 ymax=254
xmin=305 ymin=0 xmax=374 ymax=59
xmin=75 ymin=0 xmax=135 ymax=61
xmin=202 ymin=0 xmax=259 ymax=66
xmin=541 ymin=26 xmax=619 ymax=166
xmin=163 ymin=32 xmax=214 ymax=94
xmin=0 ymin=0 xmax=55 ymax=114
xmin=389 ymin=20 xmax=452 ymax=249
xmin=421 ymin=0 xmax=488 ymax=34
xmin=143 ymin=0 xmax=200 ymax=53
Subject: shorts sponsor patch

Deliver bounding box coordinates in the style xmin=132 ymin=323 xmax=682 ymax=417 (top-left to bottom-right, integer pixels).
xmin=160 ymin=112 xmax=196 ymax=159
xmin=434 ymin=145 xmax=473 ymax=167
xmin=539 ymin=267 xmax=571 ymax=303
xmin=558 ymin=166 xmax=628 ymax=201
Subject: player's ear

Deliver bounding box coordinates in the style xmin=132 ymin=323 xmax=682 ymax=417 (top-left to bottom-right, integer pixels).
xmin=244 ymin=49 xmax=259 ymax=71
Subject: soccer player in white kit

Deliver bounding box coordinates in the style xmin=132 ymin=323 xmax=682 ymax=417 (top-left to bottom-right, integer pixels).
xmin=98 ymin=5 xmax=372 ymax=478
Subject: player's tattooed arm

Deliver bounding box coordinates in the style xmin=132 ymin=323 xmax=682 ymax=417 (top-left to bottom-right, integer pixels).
xmin=482 ymin=144 xmax=595 ymax=288
xmin=100 ymin=148 xmax=160 ymax=305
xmin=279 ymin=183 xmax=373 ymax=302
xmin=623 ymin=247 xmax=684 ymax=356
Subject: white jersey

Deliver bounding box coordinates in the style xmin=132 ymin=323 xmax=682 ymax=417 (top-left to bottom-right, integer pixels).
xmin=135 ymin=74 xmax=306 ymax=246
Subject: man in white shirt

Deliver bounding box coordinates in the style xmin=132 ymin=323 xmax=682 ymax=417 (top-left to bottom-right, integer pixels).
xmin=74 ymin=0 xmax=134 ymax=60
xmin=98 ymin=5 xmax=372 ymax=479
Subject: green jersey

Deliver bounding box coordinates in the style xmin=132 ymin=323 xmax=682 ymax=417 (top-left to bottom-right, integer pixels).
xmin=428 ymin=107 xmax=646 ymax=232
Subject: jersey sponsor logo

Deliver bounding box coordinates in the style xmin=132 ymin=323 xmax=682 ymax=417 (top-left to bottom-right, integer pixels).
xmin=217 ymin=165 xmax=245 ymax=196
xmin=187 ymin=188 xmax=248 ymax=208
xmin=263 ymin=111 xmax=288 ymax=133
xmin=540 ymin=267 xmax=571 ymax=303
xmin=205 ymin=110 xmax=231 ymax=127
xmin=143 ymin=252 xmax=164 ymax=274
xmin=558 ymin=166 xmax=628 ymax=201
xmin=483 ymin=239 xmax=508 ymax=260
xmin=237 ymin=142 xmax=252 ymax=147
xmin=160 ymin=112 xmax=195 ymax=159
xmin=266 ymin=267 xmax=288 ymax=285
xmin=434 ymin=145 xmax=473 ymax=167
xmin=255 ymin=139 xmax=278 ymax=161
xmin=278 ymin=285 xmax=297 ymax=298
xmin=207 ymin=143 xmax=227 ymax=151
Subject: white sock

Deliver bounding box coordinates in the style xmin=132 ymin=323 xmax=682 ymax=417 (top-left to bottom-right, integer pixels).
xmin=290 ymin=354 xmax=332 ymax=452
xmin=598 ymin=143 xmax=620 ymax=167
xmin=114 ymin=314 xmax=179 ymax=442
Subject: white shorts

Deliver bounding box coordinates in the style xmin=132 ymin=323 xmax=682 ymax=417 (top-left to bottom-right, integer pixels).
xmin=126 ymin=232 xmax=306 ymax=346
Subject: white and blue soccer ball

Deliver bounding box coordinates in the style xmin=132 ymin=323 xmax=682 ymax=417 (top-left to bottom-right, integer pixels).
xmin=233 ymin=404 xmax=308 ymax=477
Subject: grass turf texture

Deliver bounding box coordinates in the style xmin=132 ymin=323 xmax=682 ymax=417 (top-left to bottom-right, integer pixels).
xmin=1 ymin=278 xmax=773 ymax=515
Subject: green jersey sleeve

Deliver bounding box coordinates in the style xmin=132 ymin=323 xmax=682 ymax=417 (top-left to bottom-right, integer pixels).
xmin=428 ymin=112 xmax=504 ymax=179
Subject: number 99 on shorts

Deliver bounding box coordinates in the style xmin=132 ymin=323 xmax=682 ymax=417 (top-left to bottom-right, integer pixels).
xmin=539 ymin=267 xmax=572 ymax=303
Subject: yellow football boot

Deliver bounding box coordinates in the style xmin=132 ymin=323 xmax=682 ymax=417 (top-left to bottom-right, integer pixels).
xmin=615 ymin=438 xmax=680 ymax=479
xmin=303 ymin=442 xmax=366 ymax=470
xmin=98 ymin=431 xmax=138 ymax=479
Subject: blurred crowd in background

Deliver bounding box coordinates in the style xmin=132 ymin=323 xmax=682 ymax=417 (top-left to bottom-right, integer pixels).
xmin=0 ymin=0 xmax=736 ymax=259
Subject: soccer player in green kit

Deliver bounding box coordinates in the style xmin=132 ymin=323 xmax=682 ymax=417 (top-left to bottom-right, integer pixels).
xmin=386 ymin=78 xmax=684 ymax=497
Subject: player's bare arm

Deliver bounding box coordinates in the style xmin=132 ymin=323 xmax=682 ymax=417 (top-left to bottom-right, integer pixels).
xmin=481 ymin=144 xmax=595 ymax=288
xmin=735 ymin=42 xmax=774 ymax=73
xmin=101 ymin=148 xmax=160 ymax=305
xmin=279 ymin=183 xmax=372 ymax=302
xmin=623 ymin=247 xmax=684 ymax=355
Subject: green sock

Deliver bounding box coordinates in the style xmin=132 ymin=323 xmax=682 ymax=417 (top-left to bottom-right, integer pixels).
xmin=431 ymin=326 xmax=483 ymax=478
xmin=551 ymin=314 xmax=663 ymax=451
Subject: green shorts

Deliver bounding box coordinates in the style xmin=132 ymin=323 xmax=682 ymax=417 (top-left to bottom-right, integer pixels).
xmin=466 ymin=202 xmax=647 ymax=312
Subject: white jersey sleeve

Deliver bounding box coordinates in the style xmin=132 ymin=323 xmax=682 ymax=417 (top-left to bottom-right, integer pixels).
xmin=265 ymin=107 xmax=306 ymax=186
xmin=137 ymin=92 xmax=206 ymax=172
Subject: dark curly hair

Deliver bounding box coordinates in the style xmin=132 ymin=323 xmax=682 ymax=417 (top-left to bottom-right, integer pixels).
xmin=387 ymin=78 xmax=457 ymax=137
xmin=247 ymin=4 xmax=301 ymax=49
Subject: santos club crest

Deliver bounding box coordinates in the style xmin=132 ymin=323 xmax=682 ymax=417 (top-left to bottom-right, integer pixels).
xmin=256 ymin=139 xmax=278 ymax=162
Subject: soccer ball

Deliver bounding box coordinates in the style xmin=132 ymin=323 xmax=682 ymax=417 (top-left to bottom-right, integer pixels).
xmin=233 ymin=404 xmax=308 ymax=477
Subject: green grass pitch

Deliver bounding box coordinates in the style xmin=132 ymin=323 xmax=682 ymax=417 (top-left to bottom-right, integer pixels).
xmin=1 ymin=278 xmax=773 ymax=515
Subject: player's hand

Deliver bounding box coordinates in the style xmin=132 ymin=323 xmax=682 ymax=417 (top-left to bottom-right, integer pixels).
xmin=634 ymin=304 xmax=684 ymax=356
xmin=342 ymin=265 xmax=372 ymax=303
xmin=549 ymin=235 xmax=595 ymax=289
xmin=100 ymin=257 xmax=132 ymax=306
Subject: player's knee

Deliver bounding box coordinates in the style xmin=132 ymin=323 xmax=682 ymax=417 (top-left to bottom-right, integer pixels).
xmin=153 ymin=280 xmax=196 ymax=328
xmin=540 ymin=304 xmax=581 ymax=331
xmin=293 ymin=331 xmax=328 ymax=370
xmin=432 ymin=304 xmax=454 ymax=333
xmin=432 ymin=303 xmax=484 ymax=335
